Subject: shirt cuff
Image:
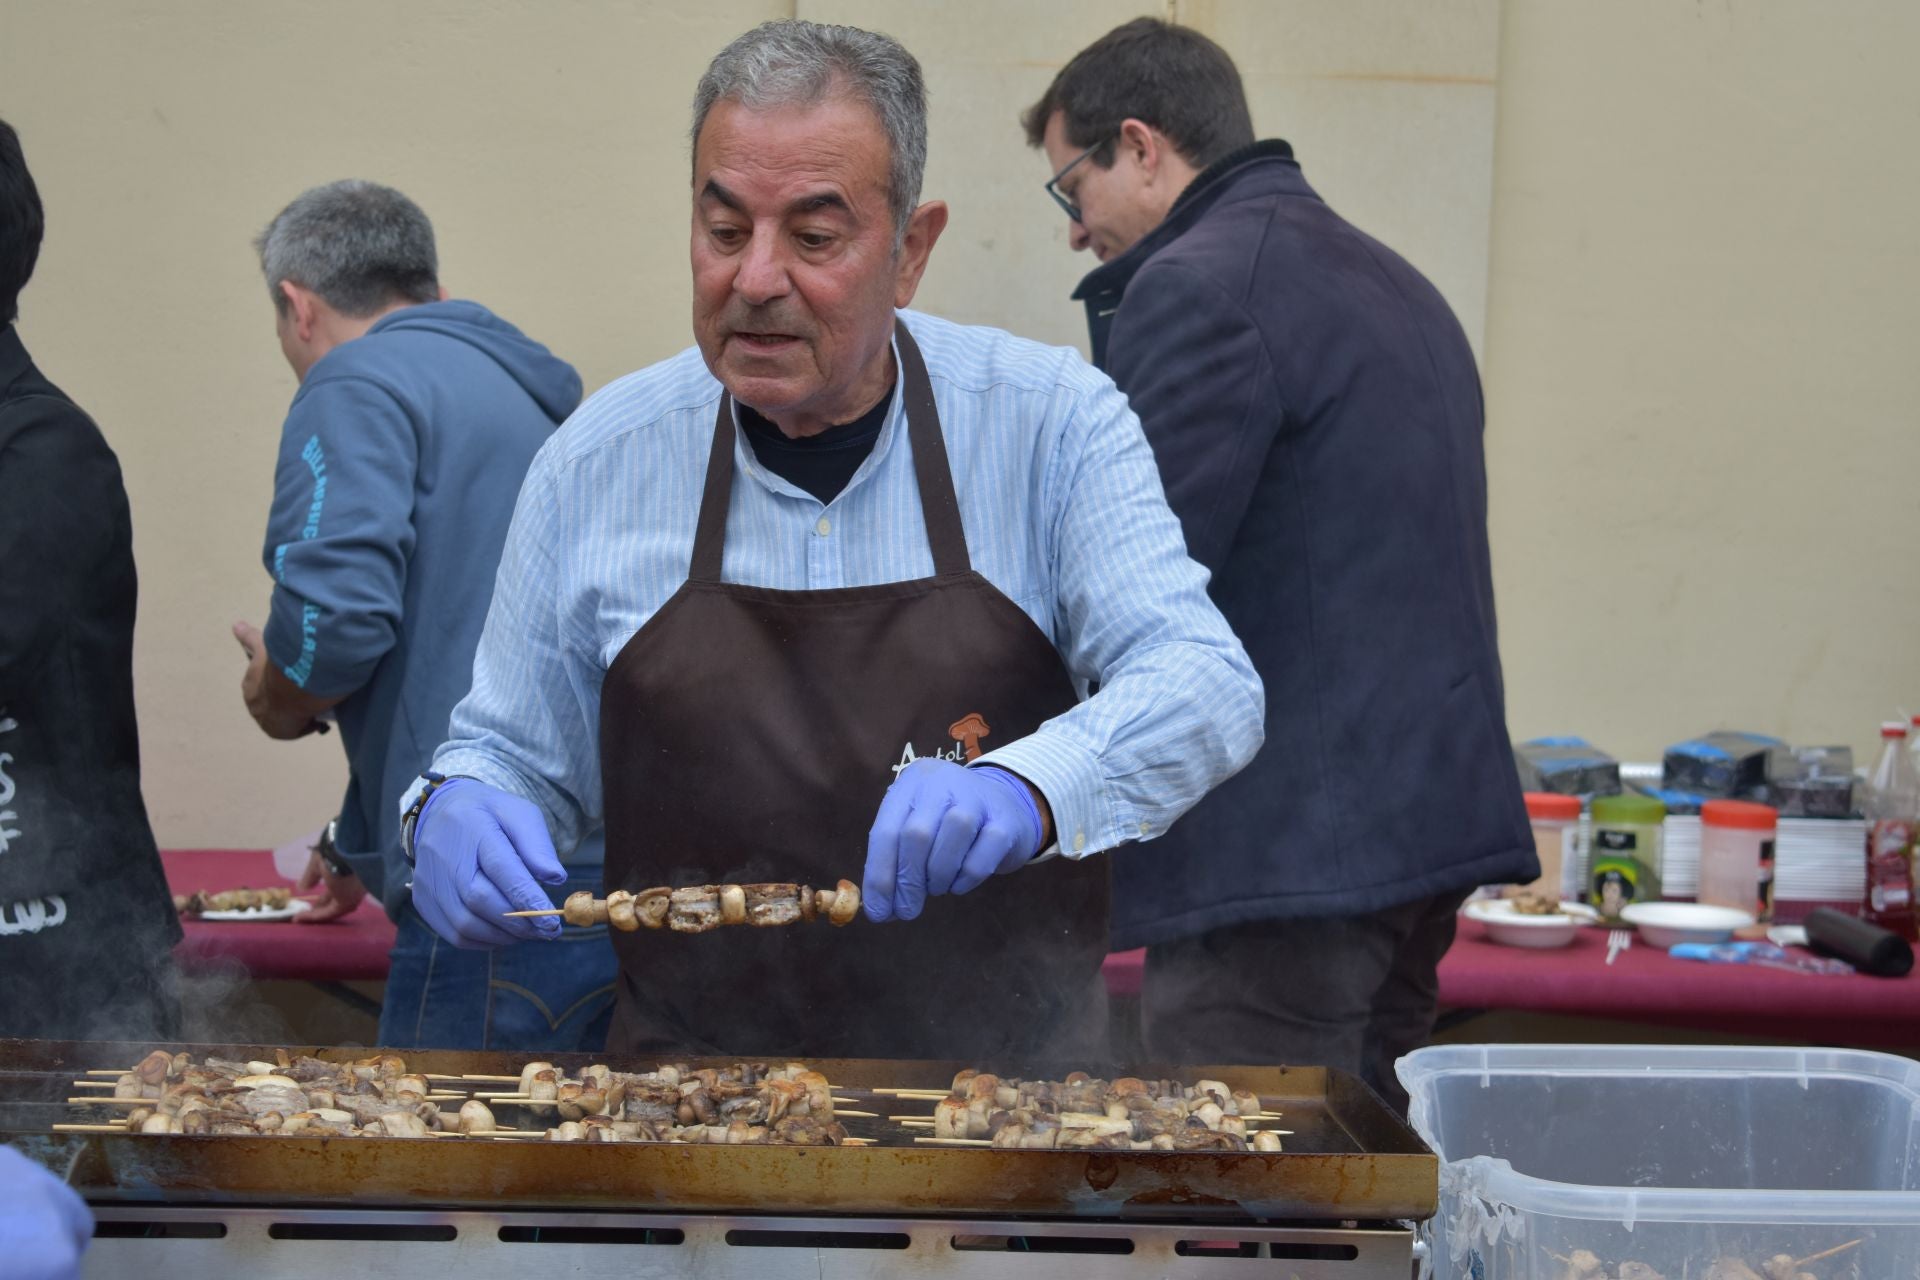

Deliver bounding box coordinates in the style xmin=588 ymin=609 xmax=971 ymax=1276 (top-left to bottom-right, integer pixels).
xmin=973 ymin=733 xmax=1115 ymax=860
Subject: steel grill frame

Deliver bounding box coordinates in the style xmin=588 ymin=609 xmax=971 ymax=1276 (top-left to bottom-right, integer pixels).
xmin=4 ymin=1037 xmax=1435 ymax=1275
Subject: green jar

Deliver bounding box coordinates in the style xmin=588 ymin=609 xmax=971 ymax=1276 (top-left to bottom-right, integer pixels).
xmin=1589 ymin=793 xmax=1666 ymax=920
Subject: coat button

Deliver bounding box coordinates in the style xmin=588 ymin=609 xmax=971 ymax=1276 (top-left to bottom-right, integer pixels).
xmin=1073 ymin=831 xmax=1086 ymax=853
xmin=815 ymin=517 xmax=831 ymax=536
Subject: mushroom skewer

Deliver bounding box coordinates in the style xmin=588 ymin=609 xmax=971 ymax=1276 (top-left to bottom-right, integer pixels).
xmin=505 ymin=880 xmax=860 ymax=932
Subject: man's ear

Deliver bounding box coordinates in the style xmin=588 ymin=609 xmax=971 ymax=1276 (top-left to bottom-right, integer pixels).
xmin=893 ymin=199 xmax=950 ymax=309
xmin=437 ymin=284 xmax=450 ymax=302
xmin=279 ymin=280 xmax=317 ymax=340
xmin=1118 ymin=117 xmax=1161 ymax=179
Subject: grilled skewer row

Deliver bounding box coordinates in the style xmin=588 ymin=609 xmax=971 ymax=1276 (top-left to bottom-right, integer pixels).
xmin=507 ymin=1059 xmax=837 ymax=1128
xmin=561 ymin=880 xmax=860 ymax=932
xmin=172 ymin=886 xmax=293 ymax=916
xmin=106 ymin=1049 xmax=486 ymax=1137
xmin=933 ymin=1070 xmax=1284 ymax=1153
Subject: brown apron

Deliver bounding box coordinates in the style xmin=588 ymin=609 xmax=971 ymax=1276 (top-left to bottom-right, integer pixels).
xmin=598 ymin=323 xmax=1110 ymax=1060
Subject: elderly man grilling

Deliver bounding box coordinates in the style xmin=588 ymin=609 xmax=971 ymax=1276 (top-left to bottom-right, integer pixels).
xmin=400 ymin=20 xmax=1264 ymax=1060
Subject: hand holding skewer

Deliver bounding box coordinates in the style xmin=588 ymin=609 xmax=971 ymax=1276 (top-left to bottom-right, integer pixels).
xmin=505 ymin=880 xmax=861 ymax=933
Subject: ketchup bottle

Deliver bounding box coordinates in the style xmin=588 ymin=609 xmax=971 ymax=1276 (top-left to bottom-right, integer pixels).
xmin=1863 ymin=721 xmax=1919 ymax=940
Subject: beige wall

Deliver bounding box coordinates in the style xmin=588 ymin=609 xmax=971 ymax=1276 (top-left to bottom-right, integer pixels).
xmin=1484 ymin=0 xmax=1920 ymax=762
xmin=2 ymin=0 xmax=1912 ymax=848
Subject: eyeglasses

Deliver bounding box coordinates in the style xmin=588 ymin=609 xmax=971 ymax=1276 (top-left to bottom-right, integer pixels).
xmin=1044 ymin=137 xmax=1112 ymax=224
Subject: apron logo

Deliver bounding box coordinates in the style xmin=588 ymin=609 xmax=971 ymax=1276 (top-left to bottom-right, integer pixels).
xmin=890 ymin=712 xmax=992 ymax=776
xmin=0 ymin=895 xmax=66 ymax=937
xmin=0 ymin=712 xmax=18 ymax=858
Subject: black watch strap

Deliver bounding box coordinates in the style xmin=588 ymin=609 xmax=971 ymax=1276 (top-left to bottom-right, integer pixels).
xmin=400 ymin=771 xmax=457 ymax=867
xmin=315 ymin=819 xmax=354 ymax=879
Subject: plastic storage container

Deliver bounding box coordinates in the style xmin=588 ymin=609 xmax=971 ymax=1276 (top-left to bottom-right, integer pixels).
xmin=1523 ymin=793 xmax=1581 ymax=902
xmin=1398 ymin=1044 xmax=1920 ymax=1279
xmin=1589 ymin=793 xmax=1665 ymax=918
xmin=1698 ymin=798 xmax=1778 ymax=921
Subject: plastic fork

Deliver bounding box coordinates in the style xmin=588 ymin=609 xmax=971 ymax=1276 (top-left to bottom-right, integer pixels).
xmin=1605 ymin=928 xmax=1632 ymax=965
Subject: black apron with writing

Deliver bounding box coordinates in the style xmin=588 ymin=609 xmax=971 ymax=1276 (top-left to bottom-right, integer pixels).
xmin=598 ymin=324 xmax=1109 ymax=1060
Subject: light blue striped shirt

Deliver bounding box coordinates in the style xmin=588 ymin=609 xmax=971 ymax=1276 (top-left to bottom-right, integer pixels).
xmin=427 ymin=310 xmax=1264 ymax=863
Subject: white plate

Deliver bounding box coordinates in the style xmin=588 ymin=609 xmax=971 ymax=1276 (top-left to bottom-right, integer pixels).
xmin=1463 ymin=899 xmax=1599 ymax=949
xmin=1619 ymin=901 xmax=1754 ymax=948
xmin=196 ymin=898 xmax=312 ymax=923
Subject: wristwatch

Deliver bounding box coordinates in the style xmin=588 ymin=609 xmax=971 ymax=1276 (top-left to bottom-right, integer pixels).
xmin=315 ymin=819 xmax=354 ymax=879
xmin=400 ymin=771 xmax=458 ymax=867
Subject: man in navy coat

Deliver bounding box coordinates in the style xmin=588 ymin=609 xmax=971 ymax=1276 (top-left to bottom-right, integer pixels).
xmin=1024 ymin=19 xmax=1535 ymax=1110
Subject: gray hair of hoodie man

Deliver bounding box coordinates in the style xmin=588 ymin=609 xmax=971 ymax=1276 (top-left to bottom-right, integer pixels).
xmin=254 ymin=180 xmax=439 ymax=317
xmin=690 ymin=20 xmax=928 ymax=246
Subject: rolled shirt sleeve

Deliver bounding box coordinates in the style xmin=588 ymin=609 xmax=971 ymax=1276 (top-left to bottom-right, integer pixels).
xmin=974 ymin=376 xmax=1266 ymax=858
xmin=424 ymin=441 xmax=601 ymax=858
xmin=261 ymin=377 xmax=417 ymax=699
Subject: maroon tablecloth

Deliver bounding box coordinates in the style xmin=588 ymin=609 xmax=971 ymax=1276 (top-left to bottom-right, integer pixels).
xmin=164 ymin=849 xmax=396 ymax=981
xmin=1437 ymin=916 xmax=1920 ymax=1044
xmin=1104 ymin=919 xmax=1920 ymax=1045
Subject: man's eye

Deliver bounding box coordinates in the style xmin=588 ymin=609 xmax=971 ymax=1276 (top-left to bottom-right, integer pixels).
xmin=796 ymin=233 xmax=833 ymax=251
xmin=709 ymin=226 xmax=745 ymax=246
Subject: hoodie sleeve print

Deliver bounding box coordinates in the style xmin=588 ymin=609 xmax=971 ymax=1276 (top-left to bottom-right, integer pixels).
xmin=260 ymin=376 xmax=418 ymax=700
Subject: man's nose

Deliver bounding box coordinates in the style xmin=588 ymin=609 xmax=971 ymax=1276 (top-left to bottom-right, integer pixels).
xmin=734 ymin=233 xmax=792 ymax=305
xmin=1068 ymin=221 xmax=1091 ymax=253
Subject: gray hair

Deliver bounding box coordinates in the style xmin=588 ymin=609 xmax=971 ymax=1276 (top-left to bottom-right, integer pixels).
xmin=254 ymin=180 xmax=439 ymax=317
xmin=691 ymin=20 xmax=927 ymax=242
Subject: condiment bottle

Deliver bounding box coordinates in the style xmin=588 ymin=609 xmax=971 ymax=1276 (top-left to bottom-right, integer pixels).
xmin=1523 ymin=792 xmax=1582 ymax=902
xmin=1698 ymin=799 xmax=1777 ymax=922
xmin=1864 ymin=721 xmax=1919 ymax=940
xmin=1589 ymin=793 xmax=1665 ymax=920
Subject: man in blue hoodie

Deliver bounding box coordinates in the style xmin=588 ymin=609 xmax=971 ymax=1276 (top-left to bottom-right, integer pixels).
xmin=234 ymin=180 xmax=614 ymax=1050
xmin=1025 ymin=21 xmax=1535 ymax=1111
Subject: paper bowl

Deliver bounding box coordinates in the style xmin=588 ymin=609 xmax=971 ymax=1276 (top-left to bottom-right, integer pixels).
xmin=1619 ymin=901 xmax=1756 ymax=948
xmin=1463 ymin=898 xmax=1599 ymax=949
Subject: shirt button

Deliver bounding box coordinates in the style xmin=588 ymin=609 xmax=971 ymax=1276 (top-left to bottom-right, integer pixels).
xmin=815 ymin=516 xmax=832 ymax=536
xmin=1138 ymin=821 xmax=1151 ymax=837
xmin=1073 ymin=831 xmax=1086 ymax=853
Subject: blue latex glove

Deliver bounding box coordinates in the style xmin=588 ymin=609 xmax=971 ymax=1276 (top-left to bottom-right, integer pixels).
xmin=0 ymin=1145 xmax=93 ymax=1280
xmin=410 ymin=779 xmax=567 ymax=949
xmin=864 ymin=760 xmax=1045 ymax=922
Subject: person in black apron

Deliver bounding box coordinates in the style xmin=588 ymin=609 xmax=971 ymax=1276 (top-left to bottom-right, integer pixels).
xmin=402 ymin=21 xmax=1262 ymax=1065
xmin=595 ymin=323 xmax=1108 ymax=1060
xmin=0 ymin=120 xmax=181 ymax=1042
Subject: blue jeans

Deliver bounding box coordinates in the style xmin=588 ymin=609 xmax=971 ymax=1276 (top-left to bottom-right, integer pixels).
xmin=379 ymin=868 xmax=618 ymax=1051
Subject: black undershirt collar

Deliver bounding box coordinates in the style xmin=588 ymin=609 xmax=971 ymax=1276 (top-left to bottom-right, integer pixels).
xmin=739 ymin=388 xmax=892 ymax=506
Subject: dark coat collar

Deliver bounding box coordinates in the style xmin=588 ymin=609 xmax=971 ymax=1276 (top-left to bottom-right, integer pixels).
xmin=1071 ymin=140 xmax=1305 ymax=302
xmin=0 ymin=324 xmax=33 ymax=399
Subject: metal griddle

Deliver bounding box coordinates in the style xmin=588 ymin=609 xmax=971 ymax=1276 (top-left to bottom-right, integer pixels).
xmin=1 ymin=1038 xmax=1436 ymax=1225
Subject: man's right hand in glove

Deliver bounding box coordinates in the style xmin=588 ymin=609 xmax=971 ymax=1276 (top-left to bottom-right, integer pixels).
xmin=410 ymin=779 xmax=566 ymax=949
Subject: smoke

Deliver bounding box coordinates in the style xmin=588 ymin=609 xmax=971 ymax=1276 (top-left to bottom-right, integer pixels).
xmin=171 ymin=959 xmax=297 ymax=1047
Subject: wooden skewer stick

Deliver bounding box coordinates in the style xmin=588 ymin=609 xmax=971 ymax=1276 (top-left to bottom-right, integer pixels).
xmin=871 ymin=1088 xmax=949 ymax=1098
xmin=52 ymin=1123 xmax=124 ymax=1133
xmin=503 ymin=908 xmax=565 ymax=918
xmin=1791 ymin=1239 xmax=1864 ymax=1268
xmin=830 ymin=1109 xmax=878 ymax=1118
xmin=71 ymin=1080 xmax=118 ymax=1089
xmin=84 ymin=1069 xmax=131 ymax=1077
xmin=458 ymin=1074 xmax=523 ymax=1082
xmin=913 ymin=1135 xmax=992 ymax=1146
